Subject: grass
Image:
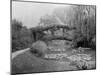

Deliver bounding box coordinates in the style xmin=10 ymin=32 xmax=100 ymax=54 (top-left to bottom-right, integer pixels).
xmin=12 ymin=50 xmax=76 ymax=74
xmin=12 ymin=40 xmax=96 ymax=74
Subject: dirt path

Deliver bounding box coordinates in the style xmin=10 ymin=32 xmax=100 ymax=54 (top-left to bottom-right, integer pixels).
xmin=12 ymin=40 xmax=96 ymax=73
xmin=12 ymin=48 xmax=30 ymax=59
xmin=12 ymin=50 xmax=77 ymax=74
xmin=12 ymin=40 xmax=67 ymax=59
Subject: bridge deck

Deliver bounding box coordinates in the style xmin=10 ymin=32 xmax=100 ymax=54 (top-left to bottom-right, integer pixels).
xmin=31 ymin=24 xmax=76 ymax=32
xmin=42 ymin=35 xmax=73 ymax=41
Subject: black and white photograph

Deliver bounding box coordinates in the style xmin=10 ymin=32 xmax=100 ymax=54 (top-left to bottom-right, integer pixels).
xmin=11 ymin=0 xmax=96 ymax=74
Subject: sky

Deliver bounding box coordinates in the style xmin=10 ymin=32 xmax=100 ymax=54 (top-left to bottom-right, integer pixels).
xmin=12 ymin=1 xmax=70 ymax=28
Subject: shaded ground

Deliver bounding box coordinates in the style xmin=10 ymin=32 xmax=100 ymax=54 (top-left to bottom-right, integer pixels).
xmin=12 ymin=51 xmax=77 ymax=74
xmin=12 ymin=40 xmax=96 ymax=74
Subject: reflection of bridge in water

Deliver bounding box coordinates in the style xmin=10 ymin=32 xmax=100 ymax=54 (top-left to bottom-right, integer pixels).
xmin=31 ymin=24 xmax=76 ymax=41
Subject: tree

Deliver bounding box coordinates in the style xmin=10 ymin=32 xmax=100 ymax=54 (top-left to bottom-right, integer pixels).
xmin=71 ymin=5 xmax=96 ymax=48
xmin=12 ymin=19 xmax=34 ymax=52
xmin=39 ymin=14 xmax=59 ymax=26
xmin=38 ymin=5 xmax=96 ymax=48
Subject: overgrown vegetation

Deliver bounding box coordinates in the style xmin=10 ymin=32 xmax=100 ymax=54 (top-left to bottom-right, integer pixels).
xmin=39 ymin=5 xmax=96 ymax=49
xmin=12 ymin=4 xmax=96 ymax=74
xmin=68 ymin=53 xmax=96 ymax=70
xmin=12 ymin=19 xmax=34 ymax=52
xmin=12 ymin=5 xmax=96 ymax=52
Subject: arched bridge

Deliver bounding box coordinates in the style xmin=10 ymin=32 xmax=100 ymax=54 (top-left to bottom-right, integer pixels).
xmin=31 ymin=24 xmax=76 ymax=41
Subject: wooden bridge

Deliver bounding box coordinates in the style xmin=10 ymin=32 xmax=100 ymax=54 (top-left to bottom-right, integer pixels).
xmin=31 ymin=24 xmax=76 ymax=41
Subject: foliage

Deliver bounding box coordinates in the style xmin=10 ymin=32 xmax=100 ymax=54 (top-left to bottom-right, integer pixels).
xmin=39 ymin=14 xmax=59 ymax=26
xmin=54 ymin=5 xmax=96 ymax=48
xmin=72 ymin=5 xmax=96 ymax=48
xmin=68 ymin=53 xmax=95 ymax=70
xmin=12 ymin=5 xmax=96 ymax=52
xmin=38 ymin=5 xmax=96 ymax=49
xmin=12 ymin=19 xmax=34 ymax=52
xmin=70 ymin=60 xmax=96 ymax=70
xmin=30 ymin=41 xmax=48 ymax=57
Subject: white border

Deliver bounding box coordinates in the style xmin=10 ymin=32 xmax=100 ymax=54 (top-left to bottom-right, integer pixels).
xmin=0 ymin=0 xmax=100 ymax=75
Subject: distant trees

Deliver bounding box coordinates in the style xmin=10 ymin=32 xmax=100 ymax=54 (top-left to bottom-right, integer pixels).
xmin=12 ymin=19 xmax=34 ymax=52
xmin=12 ymin=5 xmax=96 ymax=52
xmin=53 ymin=5 xmax=96 ymax=40
xmin=72 ymin=5 xmax=96 ymax=48
xmin=38 ymin=5 xmax=96 ymax=48
xmin=39 ymin=14 xmax=59 ymax=26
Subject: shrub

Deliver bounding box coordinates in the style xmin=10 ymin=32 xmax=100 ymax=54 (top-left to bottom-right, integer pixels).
xmin=68 ymin=54 xmax=95 ymax=70
xmin=30 ymin=41 xmax=48 ymax=57
xmin=12 ymin=19 xmax=33 ymax=52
